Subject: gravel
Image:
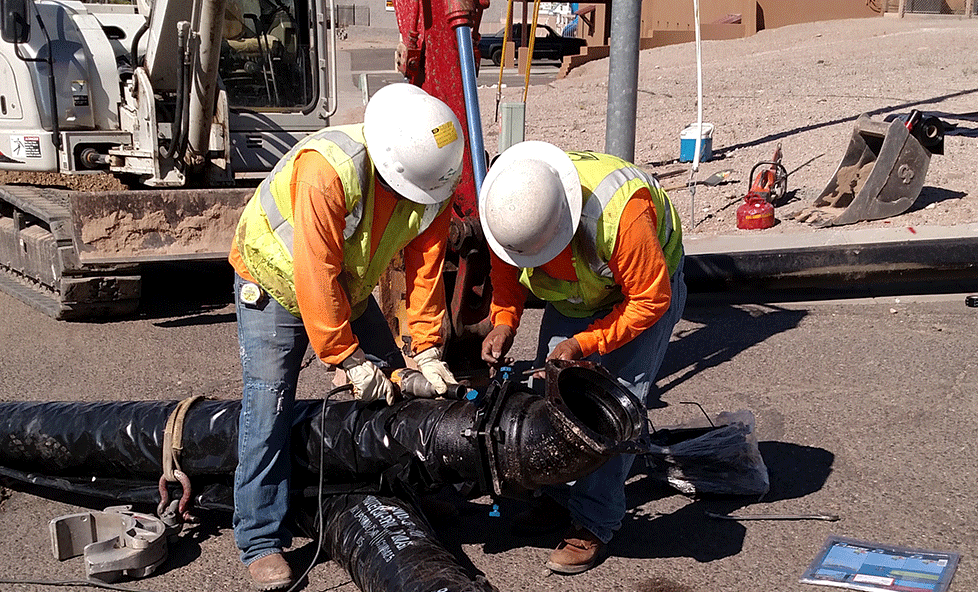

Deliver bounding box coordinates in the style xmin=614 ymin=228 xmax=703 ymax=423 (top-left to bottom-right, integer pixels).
xmin=476 ymin=15 xmax=978 ymax=238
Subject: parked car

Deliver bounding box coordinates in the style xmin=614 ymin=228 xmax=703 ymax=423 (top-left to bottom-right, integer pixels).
xmin=477 ymin=23 xmax=587 ymax=66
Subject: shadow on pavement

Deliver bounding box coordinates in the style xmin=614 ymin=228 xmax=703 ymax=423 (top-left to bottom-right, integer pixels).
xmin=137 ymin=261 xmax=236 ymax=325
xmin=431 ymin=439 xmax=834 ymax=564
xmin=612 ymin=440 xmax=834 ymax=562
xmin=654 ymin=304 xmax=808 ymax=401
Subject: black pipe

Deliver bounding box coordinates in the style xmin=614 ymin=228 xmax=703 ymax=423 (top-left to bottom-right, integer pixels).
xmin=0 ymin=361 xmax=643 ymax=507
xmin=0 ymin=362 xmax=643 ymax=592
xmin=295 ymin=494 xmax=497 ymax=592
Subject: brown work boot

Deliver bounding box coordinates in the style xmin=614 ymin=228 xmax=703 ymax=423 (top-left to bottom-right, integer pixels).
xmin=511 ymin=495 xmax=570 ymax=536
xmin=545 ymin=526 xmax=604 ymax=574
xmin=247 ymin=553 xmax=293 ymax=591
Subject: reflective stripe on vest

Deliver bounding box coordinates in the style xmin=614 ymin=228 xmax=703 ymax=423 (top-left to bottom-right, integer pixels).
xmin=519 ymin=151 xmax=684 ymax=318
xmin=234 ymin=124 xmax=444 ymax=316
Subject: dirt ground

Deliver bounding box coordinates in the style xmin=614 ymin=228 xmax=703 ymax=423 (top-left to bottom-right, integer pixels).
xmin=475 ymin=15 xmax=978 ymax=237
xmin=9 ymin=16 xmax=976 ymax=239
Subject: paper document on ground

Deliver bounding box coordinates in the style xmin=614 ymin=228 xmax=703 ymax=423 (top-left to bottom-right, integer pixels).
xmin=800 ymin=535 xmax=959 ymax=592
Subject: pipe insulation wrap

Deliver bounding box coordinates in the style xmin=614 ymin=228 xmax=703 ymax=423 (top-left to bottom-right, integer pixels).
xmin=0 ymin=361 xmax=644 ymax=507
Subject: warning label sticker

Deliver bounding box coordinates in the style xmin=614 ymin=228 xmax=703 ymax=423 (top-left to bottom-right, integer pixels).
xmin=431 ymin=121 xmax=458 ymax=149
xmin=10 ymin=135 xmax=42 ymax=159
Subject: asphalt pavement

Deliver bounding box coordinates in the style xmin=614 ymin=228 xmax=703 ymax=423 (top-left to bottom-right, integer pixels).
xmin=1 ymin=21 xmax=976 ymax=592
xmin=0 ymin=262 xmax=975 ymax=592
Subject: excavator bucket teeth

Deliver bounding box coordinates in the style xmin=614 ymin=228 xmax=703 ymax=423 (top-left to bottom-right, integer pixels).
xmin=790 ymin=114 xmax=933 ymax=227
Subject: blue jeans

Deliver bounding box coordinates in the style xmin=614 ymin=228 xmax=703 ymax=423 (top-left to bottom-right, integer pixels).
xmin=535 ymin=258 xmax=686 ymax=543
xmin=232 ymin=274 xmax=404 ymax=565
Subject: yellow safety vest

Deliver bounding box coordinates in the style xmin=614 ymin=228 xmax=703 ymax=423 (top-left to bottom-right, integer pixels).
xmin=519 ymin=151 xmax=683 ymax=318
xmin=233 ymin=124 xmax=446 ymax=317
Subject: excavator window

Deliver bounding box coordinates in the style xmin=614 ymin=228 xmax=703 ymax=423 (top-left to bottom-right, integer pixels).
xmin=221 ymin=0 xmax=313 ymax=110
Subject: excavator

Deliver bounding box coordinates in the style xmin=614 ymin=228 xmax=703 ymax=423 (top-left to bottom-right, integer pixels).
xmin=0 ymin=0 xmax=492 ymax=339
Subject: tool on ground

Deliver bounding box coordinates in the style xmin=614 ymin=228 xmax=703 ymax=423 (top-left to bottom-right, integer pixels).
xmin=736 ymin=144 xmax=785 ymax=230
xmin=747 ymin=143 xmax=788 ymax=204
xmin=50 ymin=506 xmax=173 ymax=582
xmin=706 ymin=511 xmax=840 ymax=522
xmin=663 ymin=169 xmax=735 ymax=192
xmin=790 ymin=111 xmax=945 ymax=227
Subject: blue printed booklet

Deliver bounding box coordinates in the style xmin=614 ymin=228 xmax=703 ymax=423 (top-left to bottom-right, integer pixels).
xmin=800 ymin=535 xmax=959 ymax=592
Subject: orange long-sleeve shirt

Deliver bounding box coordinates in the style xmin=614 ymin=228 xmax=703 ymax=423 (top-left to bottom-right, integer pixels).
xmin=229 ymin=150 xmax=450 ymax=366
xmin=488 ymin=187 xmax=672 ymax=357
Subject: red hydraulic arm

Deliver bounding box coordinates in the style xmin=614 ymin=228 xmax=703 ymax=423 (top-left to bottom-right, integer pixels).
xmin=393 ymin=0 xmax=493 ymax=371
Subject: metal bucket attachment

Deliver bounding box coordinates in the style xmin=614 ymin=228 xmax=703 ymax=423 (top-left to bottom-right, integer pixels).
xmin=791 ymin=113 xmax=939 ymax=227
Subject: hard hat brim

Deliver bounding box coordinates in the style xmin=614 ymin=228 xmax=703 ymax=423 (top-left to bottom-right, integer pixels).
xmin=479 ymin=141 xmax=582 ymax=268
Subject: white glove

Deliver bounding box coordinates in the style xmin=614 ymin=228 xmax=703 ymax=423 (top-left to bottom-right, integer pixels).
xmin=341 ymin=348 xmax=395 ymax=404
xmin=412 ymin=347 xmax=458 ymax=396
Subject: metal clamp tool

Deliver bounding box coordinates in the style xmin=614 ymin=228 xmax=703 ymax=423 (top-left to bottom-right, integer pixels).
xmin=49 ymin=505 xmax=170 ymax=583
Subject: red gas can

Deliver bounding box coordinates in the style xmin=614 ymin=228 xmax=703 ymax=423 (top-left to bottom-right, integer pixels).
xmin=737 ymin=196 xmax=775 ymax=230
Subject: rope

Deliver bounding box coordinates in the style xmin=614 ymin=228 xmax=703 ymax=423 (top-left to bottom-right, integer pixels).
xmin=161 ymin=395 xmax=206 ymax=481
xmin=158 ymin=395 xmax=208 ymax=520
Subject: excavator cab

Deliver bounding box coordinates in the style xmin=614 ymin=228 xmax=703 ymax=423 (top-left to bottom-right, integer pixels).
xmin=221 ymin=0 xmax=311 ymax=109
xmin=791 ymin=111 xmax=945 ymax=227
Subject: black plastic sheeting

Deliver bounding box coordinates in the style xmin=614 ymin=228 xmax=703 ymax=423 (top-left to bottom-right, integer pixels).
xmin=0 ymin=361 xmax=645 ymax=512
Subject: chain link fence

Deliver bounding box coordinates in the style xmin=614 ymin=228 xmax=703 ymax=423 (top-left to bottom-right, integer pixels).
xmin=335 ymin=4 xmax=370 ymax=27
xmin=884 ymin=0 xmax=978 ymax=15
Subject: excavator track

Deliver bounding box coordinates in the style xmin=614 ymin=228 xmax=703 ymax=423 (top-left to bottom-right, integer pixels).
xmin=0 ymin=185 xmax=141 ymax=319
xmin=0 ymin=185 xmax=251 ymax=320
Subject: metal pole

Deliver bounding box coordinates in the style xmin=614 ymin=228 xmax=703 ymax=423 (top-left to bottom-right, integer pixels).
xmin=604 ymin=0 xmax=641 ymax=161
xmin=454 ymin=24 xmax=488 ymax=194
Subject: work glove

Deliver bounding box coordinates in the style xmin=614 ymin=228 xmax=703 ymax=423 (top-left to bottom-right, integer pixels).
xmin=341 ymin=348 xmax=396 ymax=405
xmin=412 ymin=347 xmax=459 ymax=396
xmin=481 ymin=324 xmax=515 ymax=366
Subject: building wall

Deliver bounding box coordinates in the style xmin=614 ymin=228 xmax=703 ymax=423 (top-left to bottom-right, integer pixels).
xmin=338 ymin=1 xmax=511 ymax=31
xmin=336 ymin=1 xmax=884 ymax=46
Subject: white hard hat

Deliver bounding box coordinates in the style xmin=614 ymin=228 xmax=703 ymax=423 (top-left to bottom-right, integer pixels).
xmin=479 ymin=141 xmax=582 ymax=268
xmin=363 ymin=83 xmax=465 ymax=205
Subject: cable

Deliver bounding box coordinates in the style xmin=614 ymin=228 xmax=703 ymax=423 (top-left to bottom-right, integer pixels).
xmin=285 ymin=384 xmax=353 ymax=592
xmin=0 ymin=578 xmax=161 ymax=592
xmin=687 ymin=0 xmax=704 ymax=227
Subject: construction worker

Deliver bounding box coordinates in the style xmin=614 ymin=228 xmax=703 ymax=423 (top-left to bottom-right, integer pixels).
xmin=228 ymin=83 xmax=463 ymax=590
xmin=479 ymin=140 xmax=686 ymax=575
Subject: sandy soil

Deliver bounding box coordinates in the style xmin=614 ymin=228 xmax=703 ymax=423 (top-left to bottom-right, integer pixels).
xmin=476 ymin=15 xmax=978 ymax=237
xmin=7 ymin=17 xmax=976 ymax=240
xmin=0 ymin=170 xmax=127 ymax=192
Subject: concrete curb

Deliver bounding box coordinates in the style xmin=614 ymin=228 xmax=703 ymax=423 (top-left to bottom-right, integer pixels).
xmin=683 ymin=223 xmax=978 ymax=294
